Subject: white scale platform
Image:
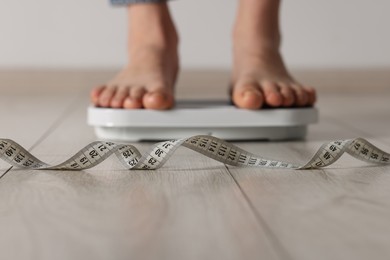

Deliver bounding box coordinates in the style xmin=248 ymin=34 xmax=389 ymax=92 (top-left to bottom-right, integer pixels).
xmin=88 ymin=100 xmax=318 ymax=141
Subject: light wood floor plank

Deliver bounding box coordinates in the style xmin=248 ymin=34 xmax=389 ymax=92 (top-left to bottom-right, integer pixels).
xmin=0 ymin=98 xmax=281 ymax=260
xmin=318 ymin=94 xmax=390 ymax=142
xmin=227 ymin=94 xmax=390 ymax=260
xmin=0 ymin=95 xmax=79 ymax=174
xmin=1 ymin=70 xmax=390 ymax=260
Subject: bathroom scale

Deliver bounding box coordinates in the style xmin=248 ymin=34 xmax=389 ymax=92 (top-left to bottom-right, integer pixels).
xmin=88 ymin=99 xmax=318 ymax=141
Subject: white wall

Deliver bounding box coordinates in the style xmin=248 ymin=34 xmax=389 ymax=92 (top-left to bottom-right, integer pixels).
xmin=0 ymin=0 xmax=389 ymax=69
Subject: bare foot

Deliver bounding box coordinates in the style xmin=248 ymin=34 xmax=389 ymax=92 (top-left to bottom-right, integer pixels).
xmin=232 ymin=0 xmax=316 ymax=109
xmin=91 ymin=3 xmax=179 ymax=110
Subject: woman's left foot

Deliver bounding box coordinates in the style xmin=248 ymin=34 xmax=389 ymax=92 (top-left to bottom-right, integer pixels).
xmin=232 ymin=47 xmax=316 ymax=109
xmin=231 ymin=0 xmax=316 ymax=109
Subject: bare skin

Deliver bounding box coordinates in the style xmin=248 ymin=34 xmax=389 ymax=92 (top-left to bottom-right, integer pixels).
xmin=91 ymin=0 xmax=316 ymax=110
xmin=232 ymin=0 xmax=316 ymax=109
xmin=91 ymin=3 xmax=178 ymax=109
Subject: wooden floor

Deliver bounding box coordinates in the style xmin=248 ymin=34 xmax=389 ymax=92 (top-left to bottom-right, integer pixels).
xmin=1 ymin=70 xmax=390 ymax=260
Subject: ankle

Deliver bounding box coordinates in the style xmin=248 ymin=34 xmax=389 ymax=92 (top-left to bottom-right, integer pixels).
xmin=233 ymin=0 xmax=281 ymax=51
xmin=232 ymin=37 xmax=288 ymax=79
xmin=233 ymin=31 xmax=281 ymax=65
xmin=127 ymin=3 xmax=179 ymax=51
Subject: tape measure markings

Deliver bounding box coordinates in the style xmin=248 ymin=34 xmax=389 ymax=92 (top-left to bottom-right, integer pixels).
xmin=0 ymin=136 xmax=389 ymax=171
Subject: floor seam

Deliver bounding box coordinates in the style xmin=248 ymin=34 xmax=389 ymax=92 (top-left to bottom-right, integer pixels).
xmin=0 ymin=167 xmax=13 ymax=180
xmin=224 ymin=164 xmax=294 ymax=260
xmin=0 ymin=95 xmax=83 ymax=181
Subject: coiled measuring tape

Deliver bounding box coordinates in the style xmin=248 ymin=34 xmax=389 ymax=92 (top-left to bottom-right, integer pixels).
xmin=0 ymin=136 xmax=389 ymax=171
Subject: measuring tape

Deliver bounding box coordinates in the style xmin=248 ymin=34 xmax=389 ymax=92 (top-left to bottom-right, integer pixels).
xmin=0 ymin=135 xmax=389 ymax=171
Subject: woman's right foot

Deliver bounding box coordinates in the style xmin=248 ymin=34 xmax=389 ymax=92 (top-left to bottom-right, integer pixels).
xmin=91 ymin=3 xmax=179 ymax=110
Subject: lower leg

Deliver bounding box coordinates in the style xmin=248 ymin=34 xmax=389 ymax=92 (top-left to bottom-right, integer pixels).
xmin=91 ymin=2 xmax=179 ymax=110
xmin=232 ymin=0 xmax=316 ymax=109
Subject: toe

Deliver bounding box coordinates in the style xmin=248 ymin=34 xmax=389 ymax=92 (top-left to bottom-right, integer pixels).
xmin=261 ymin=81 xmax=283 ymax=107
xmin=98 ymin=86 xmax=116 ymax=107
xmin=143 ymin=92 xmax=173 ymax=110
xmin=123 ymin=86 xmax=145 ymax=109
xmin=232 ymin=83 xmax=263 ymax=109
xmin=278 ymin=83 xmax=295 ymax=107
xmin=130 ymin=86 xmax=146 ymax=101
xmin=123 ymin=97 xmax=143 ymax=109
xmin=304 ymin=86 xmax=316 ymax=106
xmin=90 ymin=86 xmax=105 ymax=105
xmin=110 ymin=86 xmax=129 ymax=108
xmin=292 ymin=84 xmax=309 ymax=107
xmin=143 ymin=85 xmax=174 ymax=110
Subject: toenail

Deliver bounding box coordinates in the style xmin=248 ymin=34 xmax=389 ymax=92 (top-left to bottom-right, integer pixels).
xmin=149 ymin=92 xmax=165 ymax=101
xmin=243 ymin=90 xmax=259 ymax=98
